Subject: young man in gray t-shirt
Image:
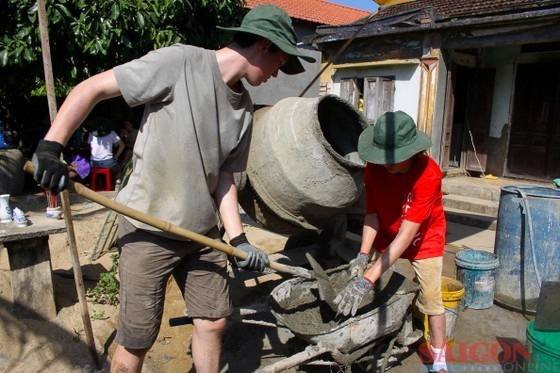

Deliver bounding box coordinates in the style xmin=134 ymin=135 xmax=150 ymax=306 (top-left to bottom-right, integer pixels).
xmin=32 ymin=5 xmax=315 ymax=372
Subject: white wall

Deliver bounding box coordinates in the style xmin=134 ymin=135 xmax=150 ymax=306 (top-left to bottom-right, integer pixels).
xmin=331 ymin=62 xmax=422 ymax=122
xmin=244 ymin=49 xmax=322 ymax=105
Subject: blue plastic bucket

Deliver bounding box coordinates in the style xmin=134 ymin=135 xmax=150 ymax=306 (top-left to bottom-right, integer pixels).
xmin=494 ymin=186 xmax=560 ymax=314
xmin=526 ymin=320 xmax=560 ymax=372
xmin=455 ymin=248 xmax=499 ymax=309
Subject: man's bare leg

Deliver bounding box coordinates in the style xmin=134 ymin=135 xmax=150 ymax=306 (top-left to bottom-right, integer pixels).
xmin=428 ymin=313 xmax=446 ymax=348
xmin=428 ymin=313 xmax=447 ymax=372
xmin=110 ymin=344 xmax=149 ymax=373
xmin=191 ymin=317 xmax=227 ymax=373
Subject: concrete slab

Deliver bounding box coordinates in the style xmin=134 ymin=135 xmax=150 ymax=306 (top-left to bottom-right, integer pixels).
xmin=444 ymin=207 xmax=497 ymax=231
xmin=446 ymin=221 xmax=496 ymax=253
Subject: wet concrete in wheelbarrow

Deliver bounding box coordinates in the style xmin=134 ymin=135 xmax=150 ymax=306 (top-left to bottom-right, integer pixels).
xmin=269 ymin=267 xmax=417 ymax=337
xmin=218 ymin=264 xmax=422 ymax=373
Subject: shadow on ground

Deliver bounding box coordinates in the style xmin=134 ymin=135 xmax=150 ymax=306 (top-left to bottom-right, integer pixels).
xmin=0 ymin=296 xmax=110 ymax=372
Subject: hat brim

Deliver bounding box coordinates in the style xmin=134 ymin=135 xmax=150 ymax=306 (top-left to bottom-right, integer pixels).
xmin=358 ymin=126 xmax=433 ymax=165
xmin=218 ymin=25 xmax=316 ymax=75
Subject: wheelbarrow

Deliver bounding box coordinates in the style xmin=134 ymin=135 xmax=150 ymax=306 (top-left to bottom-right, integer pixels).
xmin=256 ymin=265 xmax=422 ymax=372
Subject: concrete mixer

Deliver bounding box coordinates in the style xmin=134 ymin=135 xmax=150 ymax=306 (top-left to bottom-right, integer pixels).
xmin=237 ymin=94 xmax=367 ymax=253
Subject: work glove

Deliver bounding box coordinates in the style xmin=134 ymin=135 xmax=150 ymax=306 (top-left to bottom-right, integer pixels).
xmin=349 ymin=252 xmax=370 ymax=278
xmin=32 ymin=139 xmax=68 ymax=193
xmin=333 ymin=276 xmax=374 ymax=316
xmin=230 ymin=233 xmax=269 ymax=272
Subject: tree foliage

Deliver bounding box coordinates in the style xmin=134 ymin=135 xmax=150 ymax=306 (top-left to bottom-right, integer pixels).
xmin=0 ymin=0 xmax=247 ymax=96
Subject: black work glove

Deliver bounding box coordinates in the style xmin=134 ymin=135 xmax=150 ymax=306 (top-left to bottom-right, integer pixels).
xmin=32 ymin=139 xmax=68 ymax=193
xmin=230 ymin=233 xmax=269 ymax=272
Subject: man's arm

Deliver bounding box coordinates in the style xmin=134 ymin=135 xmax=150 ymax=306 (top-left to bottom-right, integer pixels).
xmin=347 ymin=213 xmax=381 ymax=278
xmin=334 ymin=218 xmax=422 ymax=316
xmin=363 ymin=219 xmax=421 ymax=284
xmin=45 ymin=70 xmax=121 ymax=145
xmin=114 ymin=139 xmax=125 ymax=161
xmin=33 ymin=70 xmax=122 ymax=192
xmin=213 ymin=171 xmax=244 ymax=239
xmin=360 ymin=213 xmax=380 ymax=255
xmin=213 ymin=171 xmax=269 ymax=272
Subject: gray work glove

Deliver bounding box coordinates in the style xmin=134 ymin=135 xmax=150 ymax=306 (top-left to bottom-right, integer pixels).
xmin=230 ymin=233 xmax=269 ymax=272
xmin=333 ymin=276 xmax=374 ymax=316
xmin=349 ymin=252 xmax=370 ymax=278
xmin=32 ymin=139 xmax=68 ymax=193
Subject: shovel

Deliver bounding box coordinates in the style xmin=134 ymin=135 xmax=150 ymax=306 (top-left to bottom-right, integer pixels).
xmin=305 ymin=253 xmax=338 ymax=312
xmin=24 ymin=162 xmax=312 ymax=279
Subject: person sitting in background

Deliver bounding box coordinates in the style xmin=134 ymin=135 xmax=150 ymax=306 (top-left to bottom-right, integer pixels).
xmin=118 ymin=118 xmax=138 ymax=164
xmin=87 ymin=116 xmax=125 ymax=184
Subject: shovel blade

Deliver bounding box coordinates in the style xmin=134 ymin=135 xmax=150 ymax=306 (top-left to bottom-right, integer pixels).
xmin=305 ymin=253 xmax=338 ymax=312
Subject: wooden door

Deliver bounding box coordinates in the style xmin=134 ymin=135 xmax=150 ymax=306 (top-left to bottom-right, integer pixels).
xmin=507 ymin=62 xmax=560 ymax=179
xmin=340 ymin=79 xmax=360 ymax=108
xmin=463 ymin=69 xmax=495 ymax=172
xmin=363 ymin=77 xmax=395 ymax=125
xmin=440 ymin=64 xmax=456 ymax=172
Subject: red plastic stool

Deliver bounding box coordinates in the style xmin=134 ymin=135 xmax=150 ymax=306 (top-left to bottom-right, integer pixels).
xmin=90 ymin=168 xmax=113 ymax=191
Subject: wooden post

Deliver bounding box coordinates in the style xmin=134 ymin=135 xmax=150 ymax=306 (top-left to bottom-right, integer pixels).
xmin=36 ymin=0 xmax=99 ymax=368
xmin=37 ymin=0 xmax=57 ymax=122
xmin=61 ymin=191 xmax=100 ymax=368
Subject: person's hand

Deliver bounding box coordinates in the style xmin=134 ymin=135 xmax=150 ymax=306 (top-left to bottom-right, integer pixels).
xmin=333 ymin=276 xmax=374 ymax=316
xmin=230 ymin=233 xmax=269 ymax=272
xmin=32 ymin=139 xmax=68 ymax=193
xmin=349 ymin=252 xmax=370 ymax=278
xmin=235 ymin=243 xmax=269 ymax=272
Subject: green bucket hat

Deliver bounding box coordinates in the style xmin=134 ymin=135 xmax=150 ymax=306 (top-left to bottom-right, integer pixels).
xmin=358 ymin=111 xmax=432 ymax=165
xmin=217 ymin=4 xmax=316 ymax=75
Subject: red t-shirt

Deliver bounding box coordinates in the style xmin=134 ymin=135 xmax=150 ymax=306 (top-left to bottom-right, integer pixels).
xmin=365 ymin=155 xmax=446 ymax=260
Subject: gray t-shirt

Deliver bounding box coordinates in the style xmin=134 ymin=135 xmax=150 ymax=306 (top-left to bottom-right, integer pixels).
xmin=113 ymin=44 xmax=253 ymax=237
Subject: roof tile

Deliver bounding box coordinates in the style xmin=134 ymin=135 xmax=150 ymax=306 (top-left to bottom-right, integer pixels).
xmin=371 ymin=0 xmax=560 ymax=22
xmin=246 ymin=0 xmax=371 ymax=25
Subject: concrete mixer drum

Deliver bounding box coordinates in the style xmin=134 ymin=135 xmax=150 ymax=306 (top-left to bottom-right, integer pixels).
xmin=238 ymin=95 xmax=367 ymax=239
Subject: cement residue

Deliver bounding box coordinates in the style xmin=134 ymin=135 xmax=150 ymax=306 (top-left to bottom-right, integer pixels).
xmin=270 ymin=268 xmax=419 ymax=337
xmin=243 ymin=95 xmax=366 ymax=232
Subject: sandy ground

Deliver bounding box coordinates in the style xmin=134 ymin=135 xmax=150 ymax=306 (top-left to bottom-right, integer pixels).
xmin=0 ymin=189 xmax=295 ymax=373
xmin=0 ymin=189 xmax=533 ymax=373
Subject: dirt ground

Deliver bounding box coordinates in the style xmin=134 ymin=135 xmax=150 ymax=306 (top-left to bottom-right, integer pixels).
xmin=0 ymin=188 xmax=533 ymax=373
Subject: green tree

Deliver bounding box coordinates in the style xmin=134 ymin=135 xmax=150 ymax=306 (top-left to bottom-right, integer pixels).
xmin=0 ymin=0 xmax=247 ymax=96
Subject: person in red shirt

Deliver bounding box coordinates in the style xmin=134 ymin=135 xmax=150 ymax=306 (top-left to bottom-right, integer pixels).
xmin=334 ymin=110 xmax=447 ymax=373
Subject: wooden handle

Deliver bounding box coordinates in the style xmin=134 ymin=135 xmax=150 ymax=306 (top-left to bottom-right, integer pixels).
xmin=25 ymin=161 xmax=311 ymax=279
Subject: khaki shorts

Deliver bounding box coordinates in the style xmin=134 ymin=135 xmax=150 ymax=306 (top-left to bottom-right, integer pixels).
xmin=116 ymin=217 xmax=233 ymax=350
xmin=410 ymin=256 xmax=445 ymax=315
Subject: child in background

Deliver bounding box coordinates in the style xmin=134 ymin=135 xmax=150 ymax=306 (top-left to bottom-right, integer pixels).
xmin=88 ymin=116 xmax=125 ymax=185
